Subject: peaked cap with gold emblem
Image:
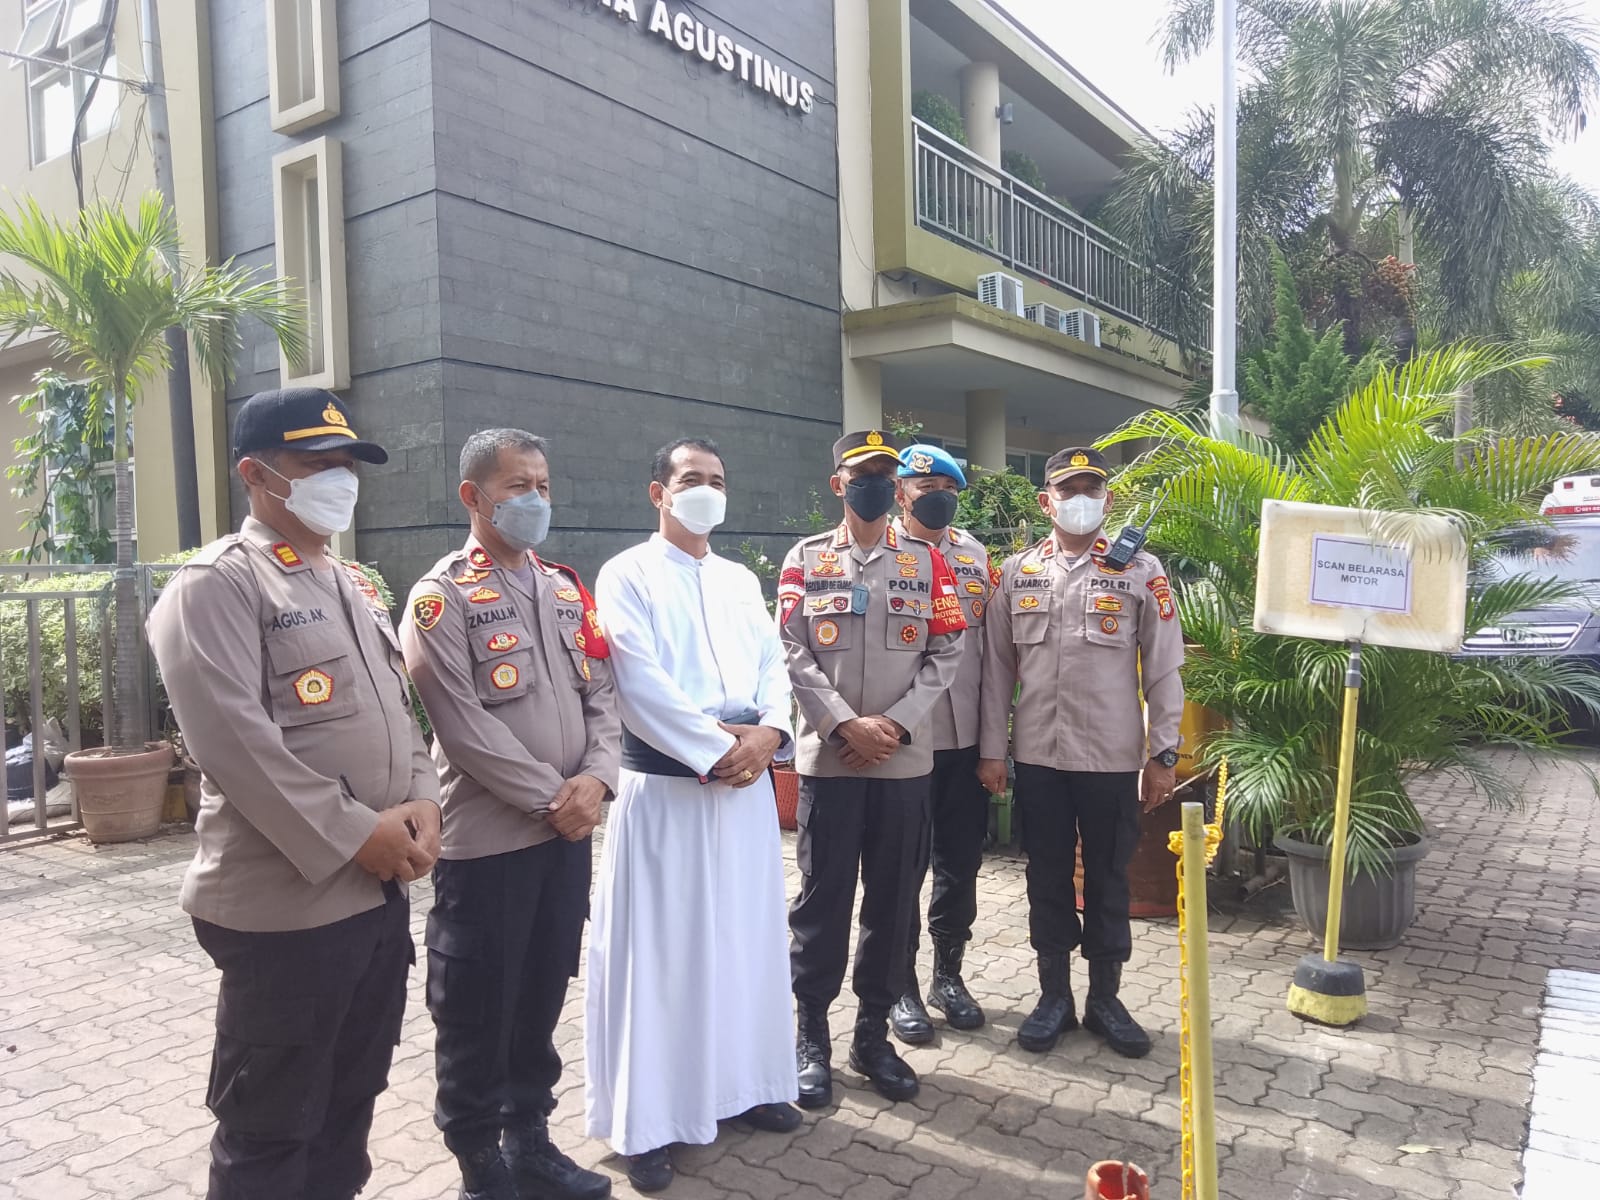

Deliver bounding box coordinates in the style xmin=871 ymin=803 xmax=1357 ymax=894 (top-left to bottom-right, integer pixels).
xmin=1044 ymin=445 xmax=1109 ymax=484
xmin=832 ymin=429 xmax=900 ymax=469
xmin=232 ymin=387 xmax=389 ymax=464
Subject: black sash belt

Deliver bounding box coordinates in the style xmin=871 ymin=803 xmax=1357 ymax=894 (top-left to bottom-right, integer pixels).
xmin=620 ymin=709 xmax=761 ymax=781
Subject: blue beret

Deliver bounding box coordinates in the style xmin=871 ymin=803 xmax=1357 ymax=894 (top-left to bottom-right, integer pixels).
xmin=897 ymin=444 xmax=967 ymax=488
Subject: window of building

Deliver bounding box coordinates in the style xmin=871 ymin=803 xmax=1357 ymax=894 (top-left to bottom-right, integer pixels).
xmin=266 ymin=0 xmax=339 ymax=133
xmin=16 ymin=0 xmax=118 ymax=166
xmin=272 ymin=135 xmax=349 ymax=389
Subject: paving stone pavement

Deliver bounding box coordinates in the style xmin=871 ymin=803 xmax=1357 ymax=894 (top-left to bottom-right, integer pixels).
xmin=3 ymin=749 xmax=1597 ymax=1200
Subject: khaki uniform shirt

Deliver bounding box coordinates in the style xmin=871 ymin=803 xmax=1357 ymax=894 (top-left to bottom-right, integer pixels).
xmin=980 ymin=533 xmax=1185 ymax=773
xmin=779 ymin=522 xmax=967 ymax=779
xmin=401 ymin=537 xmax=621 ymax=862
xmin=893 ymin=521 xmax=995 ymax=753
xmin=147 ymin=517 xmax=438 ymax=933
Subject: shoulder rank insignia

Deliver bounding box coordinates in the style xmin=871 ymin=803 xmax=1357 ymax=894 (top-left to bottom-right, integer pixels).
xmin=1021 ymin=562 xmax=1044 ymax=575
xmin=895 ymin=552 xmax=917 ymax=565
xmin=468 ymin=547 xmax=494 ymax=569
xmin=486 ymin=631 xmax=519 ymax=653
xmin=344 ymin=564 xmax=387 ymax=609
xmin=454 ymin=567 xmax=491 ymax=585
xmin=468 ymin=587 xmax=502 ymax=604
xmin=555 ymin=586 xmax=581 ymax=602
xmin=271 ymin=542 xmax=302 ymax=569
xmin=293 ymin=668 xmax=334 ymax=706
xmin=490 ymin=662 xmax=520 ymax=690
xmin=1093 ymin=537 xmax=1110 ymax=554
xmin=885 ymin=525 xmax=899 ymax=549
xmin=412 ymin=593 xmax=446 ymax=631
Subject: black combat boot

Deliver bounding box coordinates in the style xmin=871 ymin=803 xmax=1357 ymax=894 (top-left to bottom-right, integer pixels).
xmin=456 ymin=1144 xmax=517 ymax=1200
xmin=889 ymin=988 xmax=935 ymax=1045
xmin=503 ymin=1114 xmax=611 ymax=1199
xmin=926 ymin=937 xmax=985 ymax=1031
xmin=848 ymin=1006 xmax=920 ymax=1101
xmin=1083 ymin=960 xmax=1152 ymax=1058
xmin=627 ymin=1147 xmax=673 ymax=1193
xmin=796 ymin=1001 xmax=834 ymax=1110
xmin=1016 ymin=952 xmax=1077 ymax=1053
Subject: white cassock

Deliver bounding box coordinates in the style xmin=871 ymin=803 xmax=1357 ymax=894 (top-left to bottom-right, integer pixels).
xmin=585 ymin=535 xmax=798 ymax=1156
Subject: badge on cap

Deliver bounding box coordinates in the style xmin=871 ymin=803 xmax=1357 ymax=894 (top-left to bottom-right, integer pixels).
xmin=468 ymin=587 xmax=502 ymax=604
xmin=293 ymin=668 xmax=334 ymax=706
xmin=815 ymin=619 xmax=840 ymax=646
xmin=486 ymin=631 xmax=519 ymax=653
xmin=412 ymin=593 xmax=446 ymax=631
xmin=323 ymin=403 xmax=348 ymax=428
xmin=909 ymin=451 xmax=933 ymax=473
xmin=1072 ymin=452 xmax=1089 ymax=467
xmin=866 ymin=431 xmax=884 ymax=447
xmin=490 ymin=662 xmax=520 ymax=690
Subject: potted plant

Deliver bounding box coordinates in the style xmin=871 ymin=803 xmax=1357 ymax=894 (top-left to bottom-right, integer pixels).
xmin=1100 ymin=346 xmax=1600 ymax=947
xmin=0 ymin=195 xmax=303 ymax=842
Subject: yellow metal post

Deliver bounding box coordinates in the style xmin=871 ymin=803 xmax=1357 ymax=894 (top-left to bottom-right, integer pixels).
xmin=1180 ymin=802 xmax=1219 ymax=1200
xmin=1322 ymin=643 xmax=1363 ymax=962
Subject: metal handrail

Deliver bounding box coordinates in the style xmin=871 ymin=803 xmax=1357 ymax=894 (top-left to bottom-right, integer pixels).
xmin=911 ymin=118 xmax=1211 ymax=347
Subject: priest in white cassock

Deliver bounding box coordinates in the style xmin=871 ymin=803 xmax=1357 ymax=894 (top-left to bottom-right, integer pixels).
xmin=585 ymin=437 xmax=801 ymax=1194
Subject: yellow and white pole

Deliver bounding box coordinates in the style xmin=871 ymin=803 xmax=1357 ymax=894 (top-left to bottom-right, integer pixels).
xmin=1180 ymin=801 xmax=1219 ymax=1200
xmin=1287 ymin=641 xmax=1369 ymax=1026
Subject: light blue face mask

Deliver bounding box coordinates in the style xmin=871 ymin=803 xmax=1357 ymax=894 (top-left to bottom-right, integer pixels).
xmin=490 ymin=490 xmax=552 ymax=550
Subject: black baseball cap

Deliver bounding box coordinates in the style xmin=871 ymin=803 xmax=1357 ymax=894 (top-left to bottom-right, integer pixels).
xmin=232 ymin=388 xmax=389 ymax=464
xmin=1044 ymin=446 xmax=1110 ymax=483
xmin=833 ymin=429 xmax=900 ymax=469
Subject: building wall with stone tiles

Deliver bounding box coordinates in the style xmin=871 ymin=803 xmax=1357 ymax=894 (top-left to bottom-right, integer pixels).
xmin=210 ymin=0 xmax=843 ymax=591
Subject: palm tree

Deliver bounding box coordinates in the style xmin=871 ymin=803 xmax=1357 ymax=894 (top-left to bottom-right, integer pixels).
xmin=1098 ymin=344 xmax=1600 ymax=875
xmin=0 ymin=193 xmax=304 ymax=754
xmin=1105 ymin=0 xmax=1600 ymax=356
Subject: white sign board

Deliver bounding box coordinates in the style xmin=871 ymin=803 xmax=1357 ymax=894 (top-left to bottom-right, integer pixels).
xmin=1308 ymin=535 xmax=1412 ymax=614
xmin=1254 ymin=500 xmax=1468 ymax=652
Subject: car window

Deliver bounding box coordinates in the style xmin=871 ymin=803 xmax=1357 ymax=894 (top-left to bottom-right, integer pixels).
xmin=1481 ymin=523 xmax=1600 ymax=586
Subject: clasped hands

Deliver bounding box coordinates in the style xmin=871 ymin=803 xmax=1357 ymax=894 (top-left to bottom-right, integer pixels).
xmin=836 ymin=715 xmax=906 ymax=770
xmin=354 ymin=798 xmax=442 ymax=883
xmin=711 ymin=722 xmax=784 ymax=788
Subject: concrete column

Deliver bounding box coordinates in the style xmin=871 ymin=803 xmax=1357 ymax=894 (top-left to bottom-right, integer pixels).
xmin=959 ymin=61 xmax=1001 ymax=167
xmin=843 ymin=357 xmax=884 ymax=433
xmin=965 ymin=389 xmax=1006 ymax=472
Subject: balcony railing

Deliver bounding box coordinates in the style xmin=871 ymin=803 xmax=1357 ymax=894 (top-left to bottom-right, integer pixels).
xmin=912 ymin=119 xmax=1211 ymax=349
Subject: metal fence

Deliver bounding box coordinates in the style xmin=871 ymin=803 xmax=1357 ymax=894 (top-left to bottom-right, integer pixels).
xmin=912 ymin=118 xmax=1212 ymax=348
xmin=0 ymin=562 xmax=170 ymax=844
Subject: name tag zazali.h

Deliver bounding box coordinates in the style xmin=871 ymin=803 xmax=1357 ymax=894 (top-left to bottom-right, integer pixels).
xmin=1253 ymin=500 xmax=1467 ymax=653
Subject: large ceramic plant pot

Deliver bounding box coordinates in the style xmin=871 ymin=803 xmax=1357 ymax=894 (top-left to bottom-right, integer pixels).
xmin=1274 ymin=830 xmax=1428 ymax=950
xmin=64 ymin=742 xmax=174 ymax=843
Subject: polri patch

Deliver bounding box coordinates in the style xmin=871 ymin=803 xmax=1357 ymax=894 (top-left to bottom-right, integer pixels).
xmin=412 ymin=594 xmax=446 ymax=632
xmin=490 ymin=662 xmax=519 ymax=690
xmin=815 ymin=619 xmax=840 ymax=646
xmin=1100 ymin=616 xmax=1120 ymax=635
xmin=293 ymin=668 xmax=334 ymax=706
xmin=486 ymin=631 xmax=519 ymax=653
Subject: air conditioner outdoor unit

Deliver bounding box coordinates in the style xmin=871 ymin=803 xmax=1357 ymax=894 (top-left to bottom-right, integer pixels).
xmin=1025 ymin=302 xmax=1067 ymax=332
xmin=977 ymin=271 xmax=1025 ymax=317
xmin=1060 ymin=308 xmax=1102 ymax=347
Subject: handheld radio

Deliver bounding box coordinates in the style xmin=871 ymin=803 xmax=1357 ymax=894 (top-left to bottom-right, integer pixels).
xmin=1100 ymin=492 xmax=1167 ymax=571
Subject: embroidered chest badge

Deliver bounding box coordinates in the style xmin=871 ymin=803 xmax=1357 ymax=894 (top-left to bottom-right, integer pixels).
xmin=1094 ymin=596 xmax=1124 ymax=613
xmin=1019 ymin=595 xmax=1041 ymax=610
xmin=970 ymin=599 xmax=985 ymax=620
xmin=412 ymin=594 xmax=446 ymax=631
xmin=293 ymin=668 xmax=334 ymax=706
xmin=468 ymin=587 xmax=502 ymax=604
xmin=955 ymin=554 xmax=976 ymax=565
xmin=1100 ymin=616 xmax=1121 ymax=635
xmin=490 ymin=662 xmax=520 ymax=690
xmin=895 ymin=552 xmax=917 ymax=565
xmin=815 ymin=619 xmax=840 ymax=646
xmin=899 ymin=624 xmax=919 ymax=644
xmin=1021 ymin=562 xmax=1044 ymax=575
xmin=486 ymin=631 xmax=519 ymax=653
xmin=898 ymin=566 xmax=919 ymax=578
xmin=555 ymin=587 xmax=580 ymax=602
xmin=454 ymin=567 xmax=490 ymax=585
xmin=965 ymin=580 xmax=984 ymax=594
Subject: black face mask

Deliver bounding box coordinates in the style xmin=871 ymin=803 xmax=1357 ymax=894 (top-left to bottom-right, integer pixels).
xmin=909 ymin=489 xmax=958 ymax=531
xmin=844 ymin=475 xmax=898 ymax=522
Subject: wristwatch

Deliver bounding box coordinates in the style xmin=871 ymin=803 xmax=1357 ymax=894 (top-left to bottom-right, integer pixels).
xmin=1152 ymin=748 xmax=1180 ymax=769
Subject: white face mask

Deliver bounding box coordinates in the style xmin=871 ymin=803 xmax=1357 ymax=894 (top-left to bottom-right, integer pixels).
xmin=262 ymin=463 xmax=360 ymax=536
xmin=1054 ymin=494 xmax=1106 ymax=537
xmin=667 ymin=484 xmax=727 ymax=536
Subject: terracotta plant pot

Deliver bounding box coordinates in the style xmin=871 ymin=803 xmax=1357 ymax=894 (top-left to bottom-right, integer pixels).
xmin=772 ymin=766 xmax=800 ymax=831
xmin=64 ymin=742 xmax=175 ymax=844
xmin=1085 ymin=1160 xmax=1149 ymax=1200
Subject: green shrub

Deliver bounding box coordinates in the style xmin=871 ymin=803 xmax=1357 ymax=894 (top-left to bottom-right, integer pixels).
xmin=1002 ymin=150 xmax=1048 ymax=194
xmin=912 ymin=91 xmax=967 ymax=145
xmin=956 ymin=467 xmax=1047 ymax=563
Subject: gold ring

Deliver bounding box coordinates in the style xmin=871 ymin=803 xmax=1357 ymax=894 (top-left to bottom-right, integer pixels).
xmin=741 ymin=769 xmax=755 ymax=782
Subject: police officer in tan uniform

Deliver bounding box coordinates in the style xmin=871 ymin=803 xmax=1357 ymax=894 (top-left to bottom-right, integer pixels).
xmin=780 ymin=430 xmax=967 ymax=1109
xmin=979 ymin=446 xmax=1184 ymax=1059
xmin=402 ymin=429 xmax=619 ymax=1200
xmin=147 ymin=388 xmax=442 ymax=1200
xmin=886 ymin=444 xmax=996 ymax=1044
